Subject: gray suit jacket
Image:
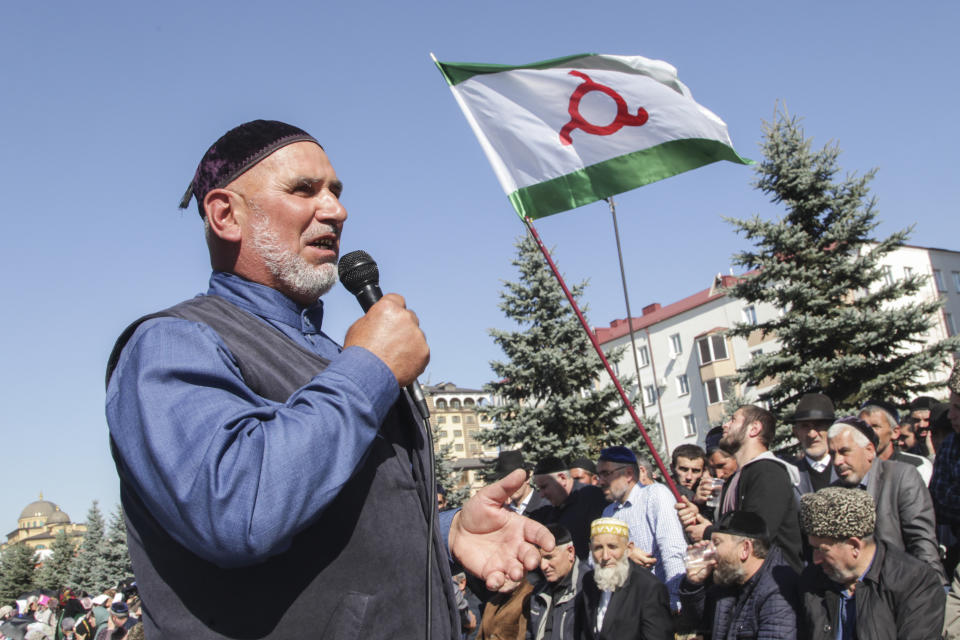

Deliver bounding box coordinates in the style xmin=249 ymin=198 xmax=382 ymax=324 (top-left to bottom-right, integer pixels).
xmin=838 ymin=458 xmax=946 ymax=585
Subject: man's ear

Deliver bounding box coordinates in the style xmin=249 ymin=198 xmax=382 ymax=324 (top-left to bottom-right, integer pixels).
xmin=740 ymin=539 xmax=753 ymax=562
xmin=204 ymin=188 xmax=244 ymax=242
xmin=627 ymin=541 xmax=635 ymax=550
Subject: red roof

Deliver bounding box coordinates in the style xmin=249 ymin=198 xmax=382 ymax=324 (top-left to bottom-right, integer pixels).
xmin=593 ymin=274 xmax=744 ymax=344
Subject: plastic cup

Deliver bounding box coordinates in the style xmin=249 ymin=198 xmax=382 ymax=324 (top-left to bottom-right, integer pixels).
xmin=683 ymin=541 xmax=717 ymax=571
xmin=705 ymin=477 xmax=724 ymax=508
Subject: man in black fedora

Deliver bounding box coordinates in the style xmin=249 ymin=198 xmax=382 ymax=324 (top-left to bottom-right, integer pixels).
xmin=490 ymin=450 xmax=550 ymax=516
xmin=788 ymin=393 xmax=837 ymax=494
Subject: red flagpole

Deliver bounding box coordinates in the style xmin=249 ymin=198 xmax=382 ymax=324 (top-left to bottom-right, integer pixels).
xmin=523 ymin=217 xmax=681 ymax=501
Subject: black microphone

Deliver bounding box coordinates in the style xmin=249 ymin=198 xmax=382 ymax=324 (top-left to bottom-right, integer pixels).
xmin=338 ymin=250 xmax=430 ymax=421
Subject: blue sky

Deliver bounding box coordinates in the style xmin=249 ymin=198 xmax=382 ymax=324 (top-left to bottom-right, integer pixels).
xmin=1 ymin=1 xmax=957 ymax=527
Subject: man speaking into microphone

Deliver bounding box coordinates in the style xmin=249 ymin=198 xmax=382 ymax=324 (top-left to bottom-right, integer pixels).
xmin=105 ymin=120 xmax=552 ymax=640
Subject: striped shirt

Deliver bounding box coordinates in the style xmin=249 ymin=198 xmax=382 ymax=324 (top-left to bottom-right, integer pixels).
xmin=602 ymin=482 xmax=687 ymax=611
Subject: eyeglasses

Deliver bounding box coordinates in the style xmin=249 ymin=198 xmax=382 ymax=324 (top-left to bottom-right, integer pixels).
xmin=597 ymin=465 xmax=628 ymax=479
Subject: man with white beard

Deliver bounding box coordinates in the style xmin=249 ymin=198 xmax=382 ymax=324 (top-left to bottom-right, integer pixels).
xmin=575 ymin=518 xmax=673 ymax=640
xmin=676 ymin=511 xmax=799 ymax=639
xmin=105 ymin=120 xmax=553 ymax=640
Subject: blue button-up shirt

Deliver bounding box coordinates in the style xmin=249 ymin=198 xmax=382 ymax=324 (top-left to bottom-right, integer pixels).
xmin=106 ymin=272 xmax=401 ymax=567
xmin=602 ymin=482 xmax=687 ymax=610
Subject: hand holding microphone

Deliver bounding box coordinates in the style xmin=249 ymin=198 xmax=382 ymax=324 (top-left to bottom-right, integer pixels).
xmin=339 ymin=250 xmax=430 ymax=418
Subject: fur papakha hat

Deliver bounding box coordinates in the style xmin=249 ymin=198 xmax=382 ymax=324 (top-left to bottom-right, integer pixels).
xmin=800 ymin=487 xmax=876 ymax=540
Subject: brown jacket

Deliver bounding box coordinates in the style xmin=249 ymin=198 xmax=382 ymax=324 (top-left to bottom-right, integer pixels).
xmin=478 ymin=579 xmax=534 ymax=640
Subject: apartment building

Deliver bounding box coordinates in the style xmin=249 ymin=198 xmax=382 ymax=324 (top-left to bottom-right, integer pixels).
xmin=424 ymin=381 xmax=499 ymax=494
xmin=593 ymin=245 xmax=960 ymax=452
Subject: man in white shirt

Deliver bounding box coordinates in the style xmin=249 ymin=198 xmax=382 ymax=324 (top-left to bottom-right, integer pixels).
xmin=596 ymin=446 xmax=686 ymax=612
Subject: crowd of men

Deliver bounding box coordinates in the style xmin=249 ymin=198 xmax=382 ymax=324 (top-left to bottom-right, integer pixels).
xmin=90 ymin=118 xmax=960 ymax=639
xmin=454 ymin=364 xmax=960 ymax=640
xmin=0 ymin=587 xmax=144 ymax=640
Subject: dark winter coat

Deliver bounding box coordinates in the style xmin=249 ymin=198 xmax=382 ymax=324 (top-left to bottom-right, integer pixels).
xmin=798 ymin=540 xmax=945 ymax=640
xmin=575 ymin=562 xmax=673 ymax=640
xmin=720 ymin=456 xmax=803 ymax=573
xmin=832 ymin=457 xmax=947 ymax=585
xmin=677 ymin=544 xmax=799 ymax=640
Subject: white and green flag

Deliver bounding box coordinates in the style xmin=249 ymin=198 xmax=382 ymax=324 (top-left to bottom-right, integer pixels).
xmin=435 ymin=53 xmax=751 ymax=220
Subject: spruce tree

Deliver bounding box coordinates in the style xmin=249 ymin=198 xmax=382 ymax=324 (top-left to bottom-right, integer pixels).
xmin=70 ymin=500 xmax=111 ymax=592
xmin=432 ymin=431 xmax=470 ymax=509
xmin=727 ymin=109 xmax=960 ymax=427
xmin=36 ymin=529 xmax=75 ymax=591
xmin=478 ymin=234 xmax=642 ymax=464
xmin=0 ymin=543 xmax=37 ymax=601
xmin=102 ymin=504 xmax=133 ymax=587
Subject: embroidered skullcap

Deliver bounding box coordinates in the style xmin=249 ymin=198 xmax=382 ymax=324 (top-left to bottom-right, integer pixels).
xmin=178 ymin=120 xmax=321 ymax=217
xmin=590 ymin=517 xmax=629 ymax=539
xmin=110 ymin=602 xmax=129 ymax=617
xmin=598 ymin=446 xmax=637 ymax=464
xmin=949 ymin=362 xmax=960 ymax=395
xmin=830 ymin=416 xmax=879 ymax=448
xmin=533 ymin=456 xmax=568 ymax=475
xmin=800 ymin=487 xmax=876 ymax=540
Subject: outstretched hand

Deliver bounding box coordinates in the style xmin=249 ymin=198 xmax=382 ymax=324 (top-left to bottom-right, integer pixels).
xmin=449 ymin=469 xmax=555 ymax=591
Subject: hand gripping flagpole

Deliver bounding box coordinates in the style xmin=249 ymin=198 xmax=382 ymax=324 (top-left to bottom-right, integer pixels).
xmin=523 ymin=216 xmax=681 ymax=501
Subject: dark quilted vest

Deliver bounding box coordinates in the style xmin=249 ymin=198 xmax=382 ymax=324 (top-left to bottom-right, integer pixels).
xmin=106 ymin=295 xmax=457 ymax=639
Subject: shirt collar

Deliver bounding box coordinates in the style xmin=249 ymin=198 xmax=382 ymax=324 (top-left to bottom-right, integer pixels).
xmin=208 ymin=271 xmax=326 ymax=334
xmin=806 ymin=453 xmax=831 ymax=473
xmin=616 ymin=482 xmax=643 ymax=509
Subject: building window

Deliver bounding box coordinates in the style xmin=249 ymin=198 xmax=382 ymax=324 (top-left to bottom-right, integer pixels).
xmin=453 ymin=429 xmax=463 ymax=437
xmin=644 ymin=384 xmax=658 ymax=406
xmin=637 ymin=345 xmax=650 ymax=366
xmin=465 ymin=415 xmax=475 ymax=424
xmin=683 ymin=414 xmax=696 ymax=437
xmin=947 ymin=313 xmax=957 ymax=337
xmin=704 ymin=377 xmax=733 ymax=405
xmin=882 ymin=265 xmax=894 ymax=286
xmin=953 ymin=271 xmax=960 ymax=293
xmin=904 ymin=266 xmax=914 ymax=280
xmin=436 ymin=416 xmax=446 ymax=424
xmin=677 ymin=374 xmax=690 ymax=396
xmin=452 ymin=415 xmax=461 ymax=424
xmin=450 ymin=399 xmax=461 ymax=409
xmin=435 ymin=399 xmax=447 ymax=410
xmin=464 ymin=398 xmax=475 ymax=406
xmin=743 ymin=305 xmax=758 ymax=325
xmin=455 ymin=444 xmax=464 ymax=451
xmin=669 ymin=333 xmax=682 ymax=356
xmin=439 ymin=430 xmax=448 ymax=438
xmin=696 ymin=334 xmax=729 ymax=365
xmin=934 ymin=269 xmax=946 ymax=291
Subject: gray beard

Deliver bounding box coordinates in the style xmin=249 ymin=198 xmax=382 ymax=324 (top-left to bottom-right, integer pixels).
xmin=250 ymin=210 xmax=337 ymax=302
xmin=713 ymin=559 xmax=747 ymax=586
xmin=593 ymin=556 xmax=630 ymax=592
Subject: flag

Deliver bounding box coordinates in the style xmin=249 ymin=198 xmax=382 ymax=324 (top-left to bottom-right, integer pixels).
xmin=434 ymin=53 xmax=752 ymax=220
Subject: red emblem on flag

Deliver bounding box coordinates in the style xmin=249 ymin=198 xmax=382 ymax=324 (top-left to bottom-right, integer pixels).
xmin=559 ymin=71 xmax=649 ymax=145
